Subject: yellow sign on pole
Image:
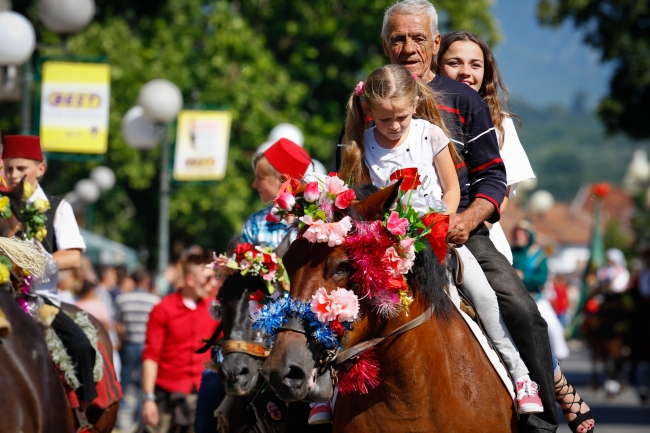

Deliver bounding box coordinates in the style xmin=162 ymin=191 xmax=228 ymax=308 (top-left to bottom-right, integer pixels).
xmin=39 ymin=61 xmax=111 ymax=154
xmin=173 ymin=110 xmax=232 ymax=181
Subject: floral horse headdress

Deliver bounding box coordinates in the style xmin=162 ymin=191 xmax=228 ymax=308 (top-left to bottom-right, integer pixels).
xmin=252 ymin=171 xmax=450 ymax=395
xmin=0 ymin=180 xmax=50 ymax=242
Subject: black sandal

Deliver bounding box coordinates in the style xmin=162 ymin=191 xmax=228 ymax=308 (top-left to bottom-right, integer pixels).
xmin=555 ymin=373 xmax=595 ymax=433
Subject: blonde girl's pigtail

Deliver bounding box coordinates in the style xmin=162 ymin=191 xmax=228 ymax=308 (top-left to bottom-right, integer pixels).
xmin=339 ymin=85 xmax=368 ymax=185
xmin=415 ymin=80 xmax=464 ymax=170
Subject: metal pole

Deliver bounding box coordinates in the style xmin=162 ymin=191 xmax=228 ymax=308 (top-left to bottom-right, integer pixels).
xmin=156 ymin=124 xmax=170 ymax=295
xmin=20 ymin=60 xmax=33 ymax=134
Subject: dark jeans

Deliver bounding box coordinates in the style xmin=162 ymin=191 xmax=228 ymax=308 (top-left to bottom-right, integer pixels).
xmin=464 ymin=225 xmax=558 ymax=433
xmin=194 ymin=370 xmax=226 ymax=433
xmin=120 ymin=341 xmax=144 ymax=391
xmin=51 ymin=306 xmax=98 ymax=402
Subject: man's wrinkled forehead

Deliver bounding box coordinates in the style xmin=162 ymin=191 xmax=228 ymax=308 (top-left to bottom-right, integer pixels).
xmin=386 ymin=13 xmax=433 ymax=41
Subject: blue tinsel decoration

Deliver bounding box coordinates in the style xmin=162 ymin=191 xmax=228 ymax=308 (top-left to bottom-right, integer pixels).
xmin=252 ymin=293 xmax=346 ymax=349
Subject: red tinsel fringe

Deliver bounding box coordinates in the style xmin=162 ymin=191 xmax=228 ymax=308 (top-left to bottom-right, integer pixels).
xmin=337 ymin=348 xmax=381 ymax=396
xmin=345 ymin=221 xmax=394 ymax=297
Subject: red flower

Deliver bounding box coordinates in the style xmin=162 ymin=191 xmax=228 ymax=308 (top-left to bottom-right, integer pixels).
xmin=419 ymin=212 xmax=450 ymax=265
xmin=389 ymin=276 xmax=408 ymax=292
xmin=250 ymin=290 xmax=266 ymax=304
xmin=330 ymin=318 xmax=344 ymax=336
xmin=234 ymin=243 xmax=255 ymax=260
xmin=335 ymin=188 xmax=356 ymax=209
xmin=390 ymin=168 xmax=421 ymax=191
xmin=592 ymin=182 xmax=610 ymax=198
xmin=277 ymin=178 xmax=302 ymax=196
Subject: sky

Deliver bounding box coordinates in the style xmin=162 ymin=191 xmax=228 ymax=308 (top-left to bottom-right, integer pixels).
xmin=489 ymin=0 xmax=613 ymax=109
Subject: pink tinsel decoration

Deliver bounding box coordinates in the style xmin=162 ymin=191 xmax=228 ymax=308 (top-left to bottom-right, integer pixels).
xmin=337 ymin=348 xmax=381 ymax=396
xmin=369 ymin=290 xmax=401 ymax=318
xmin=345 ymin=221 xmax=395 ymax=298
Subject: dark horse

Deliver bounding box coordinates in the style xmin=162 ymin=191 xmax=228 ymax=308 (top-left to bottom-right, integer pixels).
xmin=262 ymin=183 xmax=517 ymax=432
xmin=0 ymin=181 xmax=118 ymax=433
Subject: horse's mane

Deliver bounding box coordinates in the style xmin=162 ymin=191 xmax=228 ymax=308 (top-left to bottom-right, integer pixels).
xmin=217 ymin=273 xmax=269 ymax=304
xmin=348 ymin=185 xmax=455 ymax=319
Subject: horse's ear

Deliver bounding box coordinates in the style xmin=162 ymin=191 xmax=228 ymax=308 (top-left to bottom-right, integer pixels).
xmin=7 ymin=179 xmax=25 ymax=215
xmin=350 ymin=180 xmax=402 ymax=221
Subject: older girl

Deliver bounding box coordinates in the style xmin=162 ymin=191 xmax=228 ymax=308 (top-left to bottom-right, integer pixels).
xmin=438 ymin=30 xmax=594 ymax=433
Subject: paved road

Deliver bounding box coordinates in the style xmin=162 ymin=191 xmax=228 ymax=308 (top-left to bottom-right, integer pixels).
xmin=557 ymin=340 xmax=650 ymax=433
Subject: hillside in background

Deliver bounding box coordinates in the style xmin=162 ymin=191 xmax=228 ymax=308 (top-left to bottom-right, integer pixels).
xmin=510 ymin=99 xmax=642 ymax=202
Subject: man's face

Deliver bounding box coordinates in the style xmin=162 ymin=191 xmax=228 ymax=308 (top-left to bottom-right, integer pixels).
xmin=187 ymin=267 xmax=218 ymax=300
xmin=3 ymin=158 xmax=45 ymax=188
xmin=252 ymin=157 xmax=283 ymax=203
xmin=383 ymin=13 xmax=440 ymax=82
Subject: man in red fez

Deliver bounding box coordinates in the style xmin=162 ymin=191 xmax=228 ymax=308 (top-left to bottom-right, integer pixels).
xmin=2 ymin=135 xmax=98 ymax=406
xmin=242 ymin=137 xmax=312 ymax=248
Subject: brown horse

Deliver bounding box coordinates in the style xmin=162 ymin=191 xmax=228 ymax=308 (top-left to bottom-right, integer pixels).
xmin=262 ymin=183 xmax=517 ymax=432
xmin=0 ymin=181 xmax=119 ymax=433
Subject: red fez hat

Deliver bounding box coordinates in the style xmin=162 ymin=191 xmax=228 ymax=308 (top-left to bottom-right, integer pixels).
xmin=264 ymin=138 xmax=311 ymax=179
xmin=2 ymin=135 xmax=44 ymax=161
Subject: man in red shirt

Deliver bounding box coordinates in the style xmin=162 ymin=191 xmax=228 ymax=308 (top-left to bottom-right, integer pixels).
xmin=141 ymin=253 xmax=219 ymax=432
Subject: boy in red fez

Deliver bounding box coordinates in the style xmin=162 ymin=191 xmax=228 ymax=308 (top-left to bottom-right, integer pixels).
xmin=242 ymin=137 xmax=312 ymax=248
xmin=2 ymin=135 xmax=98 ymax=406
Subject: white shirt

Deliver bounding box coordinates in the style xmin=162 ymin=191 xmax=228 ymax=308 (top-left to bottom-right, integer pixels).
xmin=29 ymin=185 xmax=86 ymax=306
xmin=364 ymin=119 xmax=450 ymax=200
xmin=489 ymin=117 xmax=536 ymax=263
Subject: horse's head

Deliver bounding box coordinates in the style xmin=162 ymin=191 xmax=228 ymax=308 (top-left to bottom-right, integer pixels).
xmin=262 ymin=182 xmax=452 ymax=402
xmin=0 ymin=180 xmax=25 ymax=239
xmin=217 ymin=272 xmax=276 ymax=395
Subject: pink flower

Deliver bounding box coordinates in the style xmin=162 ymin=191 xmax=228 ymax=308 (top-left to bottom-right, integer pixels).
xmin=266 ymin=205 xmax=282 ymax=222
xmin=327 ymin=217 xmax=352 ymax=247
xmin=335 ymin=188 xmax=356 ymax=209
xmin=304 ymin=181 xmax=321 ymax=203
xmin=386 ymin=211 xmax=409 ymax=236
xmin=400 ymin=237 xmax=415 ymax=251
xmin=326 ymin=175 xmax=348 ymax=195
xmin=262 ymin=269 xmax=276 ymax=281
xmin=384 ymin=247 xmax=403 ymax=278
xmin=310 ymin=288 xmax=337 ymax=322
xmin=301 ymin=215 xmax=331 ymax=243
xmin=331 ymin=288 xmax=359 ymax=322
xmin=275 ymin=192 xmax=295 ymax=211
xmin=354 ymin=81 xmax=365 ymax=97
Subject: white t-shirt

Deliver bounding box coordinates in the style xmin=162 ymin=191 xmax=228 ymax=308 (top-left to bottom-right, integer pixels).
xmin=489 ymin=116 xmax=536 ymax=263
xmin=364 ymin=119 xmax=450 ymax=200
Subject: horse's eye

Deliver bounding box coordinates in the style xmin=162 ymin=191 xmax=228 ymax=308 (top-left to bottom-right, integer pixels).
xmin=335 ymin=262 xmax=350 ymax=276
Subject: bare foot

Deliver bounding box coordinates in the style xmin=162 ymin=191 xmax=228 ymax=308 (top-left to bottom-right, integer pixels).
xmin=554 ymin=371 xmax=595 ymax=433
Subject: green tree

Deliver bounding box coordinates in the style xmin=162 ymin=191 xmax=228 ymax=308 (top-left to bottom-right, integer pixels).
xmin=537 ymin=0 xmax=650 ymax=139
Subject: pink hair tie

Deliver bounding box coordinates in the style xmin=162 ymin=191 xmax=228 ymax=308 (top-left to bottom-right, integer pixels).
xmin=355 ymin=81 xmax=365 ymax=96
xmin=411 ymin=73 xmax=418 ymax=81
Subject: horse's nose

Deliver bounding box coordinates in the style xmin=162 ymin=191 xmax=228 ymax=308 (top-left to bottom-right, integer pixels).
xmin=266 ymin=362 xmax=308 ymax=391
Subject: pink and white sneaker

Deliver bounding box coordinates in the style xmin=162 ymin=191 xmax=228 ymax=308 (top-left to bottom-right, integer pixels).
xmin=516 ymin=378 xmax=544 ymax=414
xmin=308 ymin=402 xmax=333 ymax=425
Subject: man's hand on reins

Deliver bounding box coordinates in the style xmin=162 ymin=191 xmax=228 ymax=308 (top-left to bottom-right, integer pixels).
xmin=447 ymin=198 xmax=496 ymax=244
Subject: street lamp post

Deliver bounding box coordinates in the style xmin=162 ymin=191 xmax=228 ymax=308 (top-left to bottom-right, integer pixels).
xmin=124 ymin=79 xmax=183 ymax=292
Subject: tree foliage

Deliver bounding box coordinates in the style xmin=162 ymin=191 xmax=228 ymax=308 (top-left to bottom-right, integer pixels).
xmin=2 ymin=0 xmax=499 ymax=264
xmin=537 ymin=0 xmax=650 ymax=139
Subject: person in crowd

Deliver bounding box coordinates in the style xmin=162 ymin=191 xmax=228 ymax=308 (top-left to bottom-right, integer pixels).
xmin=437 ymin=30 xmax=595 ymax=433
xmin=2 ymin=134 xmax=98 ymax=407
xmin=75 ymin=277 xmax=112 ymax=331
xmin=115 ymin=268 xmax=160 ymax=432
xmin=243 ymin=137 xmax=312 ymax=248
xmin=58 ymin=269 xmax=77 ymax=304
xmin=595 ymin=248 xmax=630 ymax=293
xmin=115 ymin=265 xmax=136 ymax=300
xmin=140 ymin=253 xmax=219 ymax=433
xmin=549 ymin=275 xmax=571 ymax=327
xmin=331 ymin=2 xmax=558 ymax=431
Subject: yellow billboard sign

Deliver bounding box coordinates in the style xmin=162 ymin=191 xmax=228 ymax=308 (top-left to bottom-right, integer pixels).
xmin=39 ymin=61 xmax=111 ymax=154
xmin=173 ymin=110 xmax=232 ymax=181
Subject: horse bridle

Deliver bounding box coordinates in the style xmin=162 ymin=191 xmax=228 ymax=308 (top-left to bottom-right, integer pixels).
xmin=196 ymin=322 xmax=271 ymax=359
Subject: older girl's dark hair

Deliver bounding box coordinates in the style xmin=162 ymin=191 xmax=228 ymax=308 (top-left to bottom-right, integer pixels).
xmin=437 ymin=30 xmax=520 ymax=148
xmin=339 ymin=64 xmax=462 ymax=185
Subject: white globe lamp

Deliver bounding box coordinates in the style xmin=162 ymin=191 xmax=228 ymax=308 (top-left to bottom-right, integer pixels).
xmin=0 ymin=12 xmax=36 ymax=66
xmin=529 ymin=190 xmax=554 ymax=214
xmin=75 ymin=179 xmax=100 ymax=203
xmin=268 ymin=123 xmax=304 ymax=146
xmin=90 ymin=166 xmax=116 ymax=191
xmin=121 ymin=106 xmax=159 ymax=150
xmin=38 ymin=0 xmax=95 ymax=34
xmin=138 ymin=79 xmax=183 ymax=123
